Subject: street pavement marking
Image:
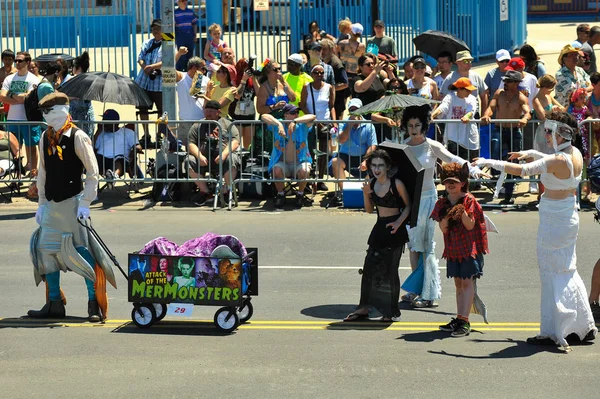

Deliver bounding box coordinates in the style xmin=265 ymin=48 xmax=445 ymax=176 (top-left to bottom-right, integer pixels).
xmin=0 ymin=318 xmax=542 ymax=331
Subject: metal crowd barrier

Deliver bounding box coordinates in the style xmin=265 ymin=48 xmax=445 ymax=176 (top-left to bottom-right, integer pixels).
xmin=1 ymin=117 xmax=597 ymax=209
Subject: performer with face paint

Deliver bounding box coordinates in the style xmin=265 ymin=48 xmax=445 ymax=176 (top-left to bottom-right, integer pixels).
xmin=474 ymin=111 xmax=598 ymax=352
xmin=343 ymin=149 xmax=411 ymax=322
xmin=28 ymin=92 xmax=112 ymax=322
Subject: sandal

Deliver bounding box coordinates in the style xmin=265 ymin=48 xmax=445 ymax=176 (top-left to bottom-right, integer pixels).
xmin=343 ymin=312 xmax=369 ymax=322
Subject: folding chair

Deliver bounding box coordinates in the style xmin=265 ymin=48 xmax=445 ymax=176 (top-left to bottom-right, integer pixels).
xmin=0 ymin=150 xmax=23 ymax=203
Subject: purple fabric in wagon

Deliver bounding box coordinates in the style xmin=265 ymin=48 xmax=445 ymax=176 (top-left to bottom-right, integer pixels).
xmin=138 ymin=233 xmax=247 ymax=258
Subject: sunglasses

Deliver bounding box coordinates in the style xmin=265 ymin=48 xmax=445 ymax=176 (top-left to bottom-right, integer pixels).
xmin=498 ymin=60 xmax=509 ymax=63
xmin=363 ymin=62 xmax=374 ymax=67
xmin=413 ymin=65 xmax=426 ymax=70
xmin=312 ymin=70 xmax=324 ymax=75
xmin=460 ymin=60 xmax=473 ymax=64
xmin=272 ymin=67 xmax=281 ymax=72
xmin=15 ymin=59 xmax=26 ymax=63
xmin=41 ymin=108 xmax=54 ymax=114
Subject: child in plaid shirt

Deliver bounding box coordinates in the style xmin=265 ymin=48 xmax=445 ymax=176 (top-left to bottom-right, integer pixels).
xmin=430 ymin=162 xmax=489 ymax=337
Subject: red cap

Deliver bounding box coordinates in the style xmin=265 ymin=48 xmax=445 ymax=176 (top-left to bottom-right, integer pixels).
xmin=507 ymin=57 xmax=525 ymax=71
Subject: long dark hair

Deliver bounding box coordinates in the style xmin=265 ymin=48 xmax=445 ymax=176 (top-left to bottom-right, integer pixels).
xmin=259 ymin=61 xmax=278 ymax=84
xmin=234 ymin=58 xmax=252 ymax=88
xmin=519 ymin=44 xmax=539 ymax=74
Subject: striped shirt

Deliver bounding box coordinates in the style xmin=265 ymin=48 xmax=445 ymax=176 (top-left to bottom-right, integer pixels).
xmin=174 ymin=8 xmax=198 ymax=36
xmin=135 ymin=38 xmax=163 ymax=92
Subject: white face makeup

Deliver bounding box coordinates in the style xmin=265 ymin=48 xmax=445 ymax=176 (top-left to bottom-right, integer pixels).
xmin=406 ymin=118 xmax=423 ymax=136
xmin=370 ymin=157 xmax=389 ymax=178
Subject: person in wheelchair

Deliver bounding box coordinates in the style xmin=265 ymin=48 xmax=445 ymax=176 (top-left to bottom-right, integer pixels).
xmin=329 ymin=98 xmax=377 ymax=201
xmin=93 ymin=109 xmax=142 ymax=185
xmin=261 ymin=103 xmax=316 ymax=209
xmin=185 ymin=100 xmax=241 ymax=206
xmin=0 ymin=128 xmax=19 ymax=178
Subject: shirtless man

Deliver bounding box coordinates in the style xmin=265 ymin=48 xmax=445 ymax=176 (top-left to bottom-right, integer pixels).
xmin=481 ymin=69 xmax=531 ymax=204
xmin=336 ymin=23 xmax=366 ymax=90
xmin=261 ymin=104 xmax=316 ymax=209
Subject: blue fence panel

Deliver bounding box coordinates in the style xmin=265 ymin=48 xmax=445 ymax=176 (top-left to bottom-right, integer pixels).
xmin=26 ymin=16 xmax=77 ymax=49
xmin=80 ymin=15 xmax=129 ymax=48
xmin=379 ymin=0 xmax=421 ymax=62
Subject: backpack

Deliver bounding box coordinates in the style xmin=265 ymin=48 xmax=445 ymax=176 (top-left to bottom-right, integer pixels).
xmin=24 ymin=80 xmax=47 ymax=122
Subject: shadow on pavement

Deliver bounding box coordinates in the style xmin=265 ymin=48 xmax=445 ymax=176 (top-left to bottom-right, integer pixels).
xmin=396 ymin=330 xmax=454 ymax=343
xmin=112 ymin=320 xmax=237 ymax=337
xmin=0 ymin=316 xmax=93 ymax=328
xmin=429 ymin=338 xmax=564 ymax=358
xmin=301 ymin=304 xmax=360 ymax=320
xmin=327 ymin=320 xmax=393 ymax=331
xmin=0 ymin=212 xmax=35 ymax=221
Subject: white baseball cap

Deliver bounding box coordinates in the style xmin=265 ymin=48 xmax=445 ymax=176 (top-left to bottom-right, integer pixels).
xmin=351 ymin=23 xmax=364 ymax=36
xmin=288 ymin=53 xmax=304 ymax=65
xmin=495 ymin=49 xmax=510 ymax=61
xmin=348 ymin=98 xmax=363 ymax=110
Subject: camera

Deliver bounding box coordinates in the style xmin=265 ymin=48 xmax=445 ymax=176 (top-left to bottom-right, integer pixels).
xmin=246 ymin=54 xmax=261 ymax=76
xmin=149 ymin=69 xmax=162 ymax=80
xmin=319 ymin=30 xmax=327 ymax=38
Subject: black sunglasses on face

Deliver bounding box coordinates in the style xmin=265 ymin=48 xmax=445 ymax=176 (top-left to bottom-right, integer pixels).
xmin=15 ymin=59 xmax=26 ymax=63
xmin=312 ymin=71 xmax=324 ymax=75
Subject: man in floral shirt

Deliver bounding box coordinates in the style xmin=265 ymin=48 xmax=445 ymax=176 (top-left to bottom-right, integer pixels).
xmin=555 ymin=44 xmax=591 ymax=107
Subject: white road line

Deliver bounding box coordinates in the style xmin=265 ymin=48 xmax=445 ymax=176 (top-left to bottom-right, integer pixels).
xmin=259 ymin=266 xmax=446 ymax=270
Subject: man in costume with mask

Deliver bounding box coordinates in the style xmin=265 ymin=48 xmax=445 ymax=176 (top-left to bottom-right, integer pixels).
xmin=28 ymin=92 xmax=116 ymax=322
xmin=474 ymin=111 xmax=597 ymax=352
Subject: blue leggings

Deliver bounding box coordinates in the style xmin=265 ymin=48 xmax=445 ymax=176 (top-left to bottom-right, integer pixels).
xmin=46 ymin=246 xmax=97 ymax=301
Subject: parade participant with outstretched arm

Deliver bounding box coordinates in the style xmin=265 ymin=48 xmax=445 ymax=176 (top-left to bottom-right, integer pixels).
xmin=28 ymin=92 xmax=111 ymax=322
xmin=473 ymin=110 xmax=597 ymax=352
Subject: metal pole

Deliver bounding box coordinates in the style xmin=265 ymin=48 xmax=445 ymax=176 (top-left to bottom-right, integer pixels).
xmin=161 ymin=2 xmax=176 ymax=123
xmin=206 ymin=0 xmax=223 ymax=28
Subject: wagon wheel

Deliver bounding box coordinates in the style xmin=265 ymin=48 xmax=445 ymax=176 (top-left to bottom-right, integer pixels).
xmin=153 ymin=303 xmax=167 ymax=321
xmin=131 ymin=303 xmax=156 ymax=328
xmin=237 ymin=298 xmax=254 ymax=323
xmin=214 ymin=306 xmax=239 ymax=333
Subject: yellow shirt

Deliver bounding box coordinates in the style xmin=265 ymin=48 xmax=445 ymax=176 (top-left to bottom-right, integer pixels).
xmin=210 ymin=85 xmax=236 ymax=118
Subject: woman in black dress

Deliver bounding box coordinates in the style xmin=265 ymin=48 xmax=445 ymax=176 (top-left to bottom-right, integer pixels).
xmin=344 ymin=149 xmax=411 ymax=322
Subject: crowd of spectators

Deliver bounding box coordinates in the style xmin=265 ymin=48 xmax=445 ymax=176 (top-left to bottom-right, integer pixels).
xmin=1 ymin=11 xmax=600 ymax=208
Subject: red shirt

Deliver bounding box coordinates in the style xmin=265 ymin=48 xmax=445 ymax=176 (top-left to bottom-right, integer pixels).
xmin=430 ymin=193 xmax=489 ymax=261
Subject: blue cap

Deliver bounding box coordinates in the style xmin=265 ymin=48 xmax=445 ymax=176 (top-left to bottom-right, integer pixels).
xmin=102 ymin=109 xmax=120 ymax=121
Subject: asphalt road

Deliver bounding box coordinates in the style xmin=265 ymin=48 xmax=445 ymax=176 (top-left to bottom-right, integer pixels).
xmin=0 ymin=207 xmax=599 ymax=399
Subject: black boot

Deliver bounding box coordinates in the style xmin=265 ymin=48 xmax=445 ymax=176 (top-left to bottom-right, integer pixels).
xmin=27 ymin=300 xmax=66 ymax=318
xmin=88 ymin=300 xmax=101 ymax=322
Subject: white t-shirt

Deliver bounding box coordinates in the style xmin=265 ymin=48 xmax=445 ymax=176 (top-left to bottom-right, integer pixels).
xmin=435 ymin=92 xmax=479 ymax=150
xmin=1 ymin=72 xmax=38 ymax=120
xmin=95 ymin=127 xmax=137 ymax=158
xmin=498 ymin=71 xmax=538 ymax=110
xmin=176 ymin=73 xmax=208 ymax=120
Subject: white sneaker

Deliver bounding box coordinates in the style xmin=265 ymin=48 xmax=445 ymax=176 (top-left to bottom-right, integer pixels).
xmin=529 ymin=182 xmax=539 ymax=194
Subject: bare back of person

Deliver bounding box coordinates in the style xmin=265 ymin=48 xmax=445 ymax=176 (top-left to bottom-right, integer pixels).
xmin=495 ymin=89 xmax=527 ymax=127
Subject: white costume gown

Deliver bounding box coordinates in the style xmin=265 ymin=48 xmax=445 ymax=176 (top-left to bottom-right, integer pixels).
xmin=536 ymin=151 xmax=597 ymax=347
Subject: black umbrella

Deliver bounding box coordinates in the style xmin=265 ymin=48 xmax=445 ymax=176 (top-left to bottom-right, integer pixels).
xmin=378 ymin=142 xmax=425 ymax=227
xmin=412 ymin=30 xmax=470 ymax=59
xmin=59 ymin=72 xmax=153 ymax=108
xmin=350 ymin=92 xmax=439 ymax=116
